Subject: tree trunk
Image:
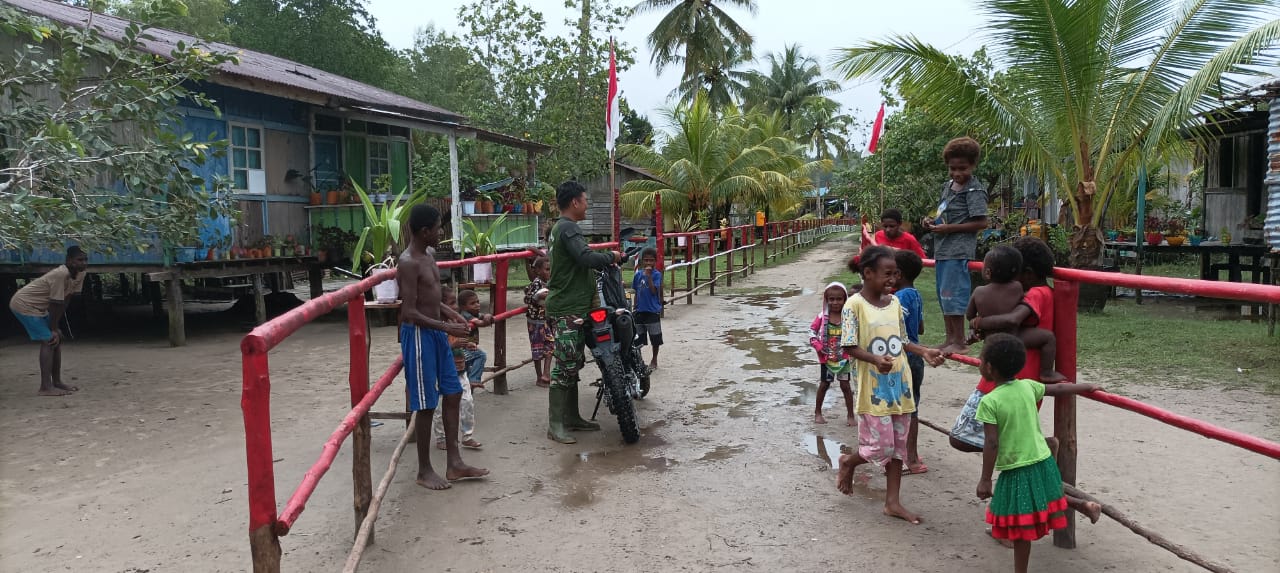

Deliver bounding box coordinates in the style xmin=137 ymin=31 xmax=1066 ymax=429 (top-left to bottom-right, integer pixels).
xmin=1069 ymin=224 xmax=1104 ymax=269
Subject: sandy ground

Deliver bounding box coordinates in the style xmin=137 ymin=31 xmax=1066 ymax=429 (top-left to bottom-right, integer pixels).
xmin=1 ymin=238 xmax=1277 ymax=573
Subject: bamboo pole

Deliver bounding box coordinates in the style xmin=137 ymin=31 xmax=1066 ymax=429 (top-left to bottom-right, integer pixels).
xmin=913 ymin=417 xmax=1233 ymax=573
xmin=342 ymin=412 xmax=417 ymax=573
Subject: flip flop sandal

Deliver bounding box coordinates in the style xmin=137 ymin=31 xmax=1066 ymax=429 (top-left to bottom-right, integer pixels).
xmin=905 ymin=463 xmax=929 ymax=475
xmin=461 ymin=439 xmax=483 ymax=450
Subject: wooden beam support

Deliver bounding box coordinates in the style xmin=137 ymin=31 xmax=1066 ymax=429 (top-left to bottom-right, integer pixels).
xmin=253 ymin=274 xmax=267 ymax=325
xmin=165 ymin=278 xmax=185 ymax=347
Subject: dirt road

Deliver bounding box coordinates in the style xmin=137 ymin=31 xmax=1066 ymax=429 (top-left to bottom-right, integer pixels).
xmin=1 ymin=238 xmax=1276 ymax=572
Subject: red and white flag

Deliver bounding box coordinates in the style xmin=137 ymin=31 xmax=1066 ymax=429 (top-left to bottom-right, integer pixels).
xmin=868 ymin=102 xmax=886 ymax=154
xmin=605 ymin=38 xmax=621 ymax=155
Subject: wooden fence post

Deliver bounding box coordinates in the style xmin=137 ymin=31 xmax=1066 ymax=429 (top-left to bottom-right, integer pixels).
xmin=725 ymin=227 xmax=734 ymax=287
xmin=243 ymin=345 xmax=281 ymax=573
xmin=708 ymin=230 xmax=717 ymax=296
xmin=686 ymin=237 xmax=694 ymax=305
xmin=347 ymin=297 xmax=373 ymax=545
xmin=493 ymin=260 xmax=509 ymax=395
xmin=1052 ymin=278 xmax=1080 ymax=549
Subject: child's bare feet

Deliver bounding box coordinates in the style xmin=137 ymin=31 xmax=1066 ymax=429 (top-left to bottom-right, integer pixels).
xmin=435 ymin=440 xmax=448 ymax=451
xmin=1080 ymin=501 xmax=1102 ymax=524
xmin=536 ymin=377 xmax=550 ymax=388
xmin=1040 ymin=370 xmax=1068 ymax=383
xmin=814 ymin=412 xmax=827 ymax=424
xmin=53 ymin=382 xmax=79 ymax=392
xmin=836 ymin=454 xmax=856 ymax=494
xmin=845 ymin=416 xmax=855 ymax=427
xmin=938 ymin=342 xmax=969 ymax=356
xmin=446 ymin=462 xmax=489 ymax=482
xmin=37 ymin=388 xmax=73 ymax=396
xmin=416 ymin=470 xmax=451 ymax=490
xmin=648 ymin=361 xmax=658 ymax=371
xmin=883 ymin=501 xmax=922 ymax=524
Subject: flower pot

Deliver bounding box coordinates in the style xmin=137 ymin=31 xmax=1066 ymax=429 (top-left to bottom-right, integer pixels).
xmin=285 ymin=246 xmax=295 ymax=257
xmin=1144 ymin=232 xmax=1163 ymax=246
xmin=462 ymin=201 xmax=476 ymax=215
xmin=1188 ymin=235 xmax=1202 ymax=247
xmin=1105 ymin=230 xmax=1119 ymax=241
xmin=206 ymin=248 xmax=217 ymax=261
xmin=316 ymin=250 xmax=328 ymax=263
xmin=511 ymin=203 xmax=523 ymax=214
xmin=677 ymin=236 xmax=687 ymax=247
xmin=525 ymin=201 xmax=536 ymax=214
xmin=372 ymin=278 xmax=399 ymax=304
xmin=1165 ymin=235 xmax=1185 ymax=247
xmin=326 ymin=190 xmax=341 ymax=205
xmin=472 ymin=262 xmax=494 ymax=283
xmin=309 ymin=192 xmax=322 ymax=206
xmin=534 ymin=200 xmax=543 ymax=212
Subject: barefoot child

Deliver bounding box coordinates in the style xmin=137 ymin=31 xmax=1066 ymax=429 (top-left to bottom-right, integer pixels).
xmin=434 ymin=287 xmax=483 ymax=451
xmin=808 ymin=282 xmax=854 ymax=426
xmin=965 ymin=245 xmax=1065 ymax=382
xmin=523 ymin=256 xmax=553 ymax=387
xmin=835 ymin=246 xmax=945 ymax=524
xmin=975 ymin=333 xmax=1101 ymax=572
xmin=397 ymin=205 xmax=488 ymax=489
xmin=457 ymin=289 xmax=495 ymax=389
xmin=921 ymin=136 xmax=989 ymax=355
xmin=893 ymin=249 xmax=928 ymax=474
xmin=8 ymin=246 xmax=89 ymax=396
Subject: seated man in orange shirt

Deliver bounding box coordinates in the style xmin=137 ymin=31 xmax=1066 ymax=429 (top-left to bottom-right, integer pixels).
xmin=874 ymin=209 xmax=926 ymax=259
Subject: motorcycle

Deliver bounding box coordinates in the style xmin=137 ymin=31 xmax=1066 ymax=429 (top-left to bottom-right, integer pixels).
xmin=581 ymin=242 xmax=651 ymax=444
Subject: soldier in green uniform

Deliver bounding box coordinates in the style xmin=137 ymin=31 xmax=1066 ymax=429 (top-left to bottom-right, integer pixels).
xmin=544 ymin=181 xmax=623 ymax=444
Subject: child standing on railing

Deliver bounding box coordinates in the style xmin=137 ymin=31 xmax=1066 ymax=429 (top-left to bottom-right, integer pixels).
xmin=808 ymin=282 xmax=854 ymax=426
xmin=457 ymin=289 xmax=494 ymax=390
xmin=434 ymin=287 xmax=483 ymax=450
xmin=524 ymin=256 xmax=553 ymax=388
xmin=835 ymin=246 xmax=945 ymax=524
xmin=974 ymin=333 xmax=1101 ymax=573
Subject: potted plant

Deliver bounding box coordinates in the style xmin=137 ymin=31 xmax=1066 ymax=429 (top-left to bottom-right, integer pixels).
xmin=1143 ymin=215 xmax=1163 ymax=246
xmin=1164 ymin=218 xmax=1186 ymax=247
xmin=350 ymin=181 xmax=429 ymax=275
xmin=461 ymin=186 xmax=478 ymax=215
xmin=326 ymin=185 xmax=342 ymax=205
xmin=309 ymin=187 xmax=323 ymax=206
xmin=372 ymin=174 xmax=393 ymax=204
xmin=458 ymin=212 xmax=530 ymax=282
xmin=1220 ymin=225 xmax=1232 ymax=245
xmin=284 ymin=235 xmax=298 ymax=257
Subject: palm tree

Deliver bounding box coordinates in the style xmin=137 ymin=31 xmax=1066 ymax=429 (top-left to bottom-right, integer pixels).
xmin=617 ymin=94 xmax=828 ymax=222
xmin=671 ymin=42 xmax=753 ymax=111
xmin=742 ymin=44 xmax=840 ymax=131
xmin=635 ymin=0 xmax=757 ymax=80
xmin=793 ymin=97 xmax=854 ymax=161
xmin=833 ymin=0 xmax=1280 ymax=267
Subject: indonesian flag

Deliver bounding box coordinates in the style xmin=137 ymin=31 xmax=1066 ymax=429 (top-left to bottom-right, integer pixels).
xmin=868 ymin=102 xmax=885 ymax=154
xmin=606 ymin=38 xmax=621 ymax=154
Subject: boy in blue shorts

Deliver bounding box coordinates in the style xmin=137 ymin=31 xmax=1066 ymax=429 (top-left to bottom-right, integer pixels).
xmin=894 ymin=249 xmax=928 ymax=474
xmin=922 ymin=136 xmax=989 ymax=355
xmin=8 ymin=246 xmax=89 ymax=396
xmin=397 ymin=205 xmax=489 ymax=490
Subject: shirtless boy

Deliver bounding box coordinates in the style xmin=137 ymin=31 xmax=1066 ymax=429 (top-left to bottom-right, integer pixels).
xmin=965 ymin=245 xmax=1065 ymax=382
xmin=398 ymin=204 xmax=490 ymax=490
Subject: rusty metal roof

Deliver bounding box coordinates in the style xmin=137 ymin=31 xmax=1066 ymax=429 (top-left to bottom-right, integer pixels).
xmin=5 ymin=0 xmax=465 ymax=123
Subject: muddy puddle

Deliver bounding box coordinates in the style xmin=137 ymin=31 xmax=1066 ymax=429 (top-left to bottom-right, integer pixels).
xmin=803 ymin=433 xmax=852 ymax=469
xmin=723 ymin=317 xmax=809 ymax=370
xmin=553 ymin=422 xmax=671 ymax=508
xmin=697 ymin=444 xmax=747 ymax=462
xmin=721 ymin=286 xmax=811 ymax=311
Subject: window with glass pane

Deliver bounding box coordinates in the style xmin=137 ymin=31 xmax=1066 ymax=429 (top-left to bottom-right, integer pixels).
xmin=230 ymin=124 xmax=264 ymax=191
xmin=368 ymin=140 xmax=390 ymax=186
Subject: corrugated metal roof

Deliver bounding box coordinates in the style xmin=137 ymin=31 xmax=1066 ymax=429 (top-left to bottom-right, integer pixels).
xmin=5 ymin=0 xmax=465 ymax=123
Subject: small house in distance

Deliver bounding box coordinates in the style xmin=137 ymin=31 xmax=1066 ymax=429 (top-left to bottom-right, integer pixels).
xmin=1 ymin=0 xmax=549 ymax=345
xmin=1195 ymin=104 xmax=1269 ymax=245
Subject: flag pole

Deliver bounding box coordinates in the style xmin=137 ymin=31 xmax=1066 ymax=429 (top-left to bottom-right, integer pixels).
xmin=611 ymin=148 xmax=618 ymax=244
xmin=879 ymin=152 xmax=885 ymax=216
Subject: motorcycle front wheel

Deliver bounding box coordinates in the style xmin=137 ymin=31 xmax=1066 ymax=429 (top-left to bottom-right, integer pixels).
xmin=603 ymin=358 xmax=641 ymax=444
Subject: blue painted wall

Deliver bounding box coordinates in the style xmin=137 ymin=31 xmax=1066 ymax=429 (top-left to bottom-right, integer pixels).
xmin=3 ymin=82 xmax=309 ymax=266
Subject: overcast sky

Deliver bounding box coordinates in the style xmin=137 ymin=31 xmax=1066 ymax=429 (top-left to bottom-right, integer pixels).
xmin=365 ymin=0 xmax=987 ymax=147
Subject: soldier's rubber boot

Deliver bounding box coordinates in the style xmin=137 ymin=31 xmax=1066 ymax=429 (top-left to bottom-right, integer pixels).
xmin=546 ymin=386 xmax=577 ymax=444
xmin=564 ymin=383 xmax=601 ymax=431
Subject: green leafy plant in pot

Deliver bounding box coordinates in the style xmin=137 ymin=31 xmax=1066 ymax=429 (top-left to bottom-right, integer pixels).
xmin=457 ymin=212 xmax=529 ymax=282
xmin=350 ymin=180 xmax=428 ymax=301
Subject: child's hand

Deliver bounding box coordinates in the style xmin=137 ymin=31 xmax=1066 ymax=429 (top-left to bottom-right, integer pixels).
xmin=976 ymin=478 xmax=993 ymax=500
xmin=921 ymin=348 xmax=945 ymax=367
xmin=965 ymin=329 xmax=981 ymax=345
xmin=1078 ymin=383 xmax=1102 ymax=393
xmin=874 ymin=355 xmax=893 ymax=373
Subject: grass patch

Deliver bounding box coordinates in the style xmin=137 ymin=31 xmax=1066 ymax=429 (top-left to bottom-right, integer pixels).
xmin=825 ymin=266 xmax=1280 ymax=393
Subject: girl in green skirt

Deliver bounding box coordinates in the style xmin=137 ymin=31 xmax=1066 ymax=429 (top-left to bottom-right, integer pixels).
xmin=974 ymin=333 xmax=1101 ymax=572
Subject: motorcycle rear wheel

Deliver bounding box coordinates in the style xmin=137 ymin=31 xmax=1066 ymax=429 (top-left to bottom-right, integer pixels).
xmin=635 ymin=349 xmax=651 ymax=399
xmin=603 ymin=358 xmax=640 ymax=444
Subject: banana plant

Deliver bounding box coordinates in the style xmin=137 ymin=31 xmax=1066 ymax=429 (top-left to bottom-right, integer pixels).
xmin=350 ymin=180 xmax=427 ymax=273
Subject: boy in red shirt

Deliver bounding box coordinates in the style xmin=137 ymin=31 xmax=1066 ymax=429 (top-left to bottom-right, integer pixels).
xmin=874 ymin=209 xmax=926 ymax=259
